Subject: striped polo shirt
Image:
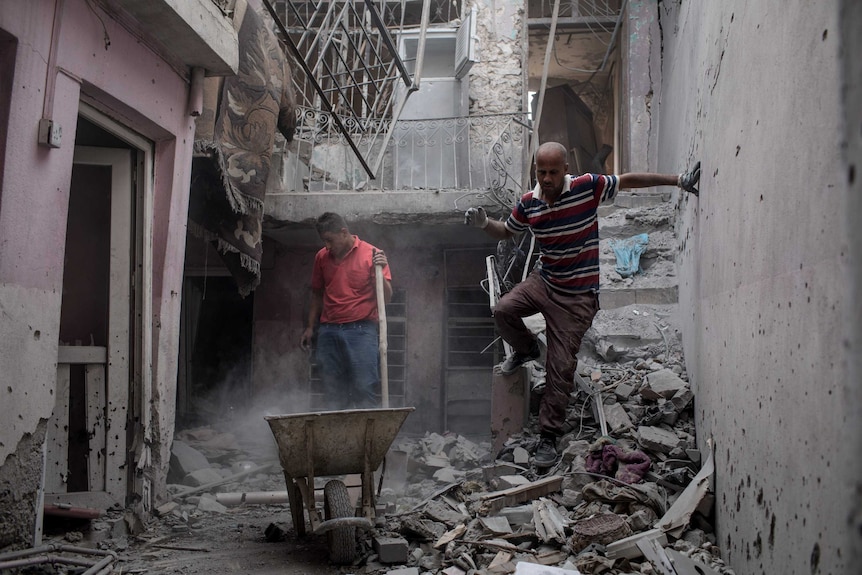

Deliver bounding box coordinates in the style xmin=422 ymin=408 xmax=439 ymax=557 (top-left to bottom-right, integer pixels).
xmin=504 ymin=173 xmax=618 ymax=294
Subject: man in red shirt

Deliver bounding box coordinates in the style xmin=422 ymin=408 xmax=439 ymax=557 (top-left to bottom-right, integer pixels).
xmin=301 ymin=212 xmax=392 ymax=409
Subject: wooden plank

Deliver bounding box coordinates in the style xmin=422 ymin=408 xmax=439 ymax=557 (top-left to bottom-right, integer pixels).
xmin=637 ymin=537 xmax=676 ymax=575
xmin=57 ymin=346 xmax=107 ymax=364
xmin=606 ymin=528 xmax=668 ymax=560
xmin=480 ymin=476 xmax=563 ymax=513
xmin=45 ymin=364 xmax=71 ymax=493
xmin=107 ymin=147 xmax=133 ymax=502
xmin=86 ymin=364 xmax=106 ymax=492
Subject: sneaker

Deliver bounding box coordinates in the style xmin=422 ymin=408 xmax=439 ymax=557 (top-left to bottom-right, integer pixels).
xmin=499 ymin=343 xmax=540 ymax=375
xmin=534 ymin=436 xmax=558 ymax=467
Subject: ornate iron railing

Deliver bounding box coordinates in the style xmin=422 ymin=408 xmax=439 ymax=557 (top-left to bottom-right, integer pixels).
xmin=281 ymin=107 xmax=528 ymax=206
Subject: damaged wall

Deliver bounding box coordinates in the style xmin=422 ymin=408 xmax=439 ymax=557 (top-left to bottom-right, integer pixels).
xmin=646 ymin=0 xmax=861 ymax=573
xmin=0 ymin=0 xmax=204 ymax=547
xmin=468 ymin=0 xmax=525 ymax=115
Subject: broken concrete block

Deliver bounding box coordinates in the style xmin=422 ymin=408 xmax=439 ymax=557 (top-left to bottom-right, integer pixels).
xmin=480 ymin=515 xmax=513 ymax=535
xmin=433 ymin=524 xmax=466 ymax=549
xmin=374 ymin=535 xmax=409 ymax=564
xmin=604 ymin=402 xmax=634 ymax=433
xmin=418 ymin=549 xmax=443 ymax=571
xmin=615 ymin=382 xmax=635 ymax=400
xmin=497 ymin=475 xmax=531 ymax=489
xmin=155 ymin=501 xmax=179 ymax=517
xmin=636 ymin=425 xmax=683 ymax=454
xmin=496 ymin=505 xmax=534 ymax=527
xmin=196 ymin=495 xmax=227 ymax=514
xmin=424 ymin=500 xmax=469 ymax=526
xmin=512 ymin=446 xmax=530 ymax=465
xmin=385 ymin=568 xmax=419 ymax=575
xmin=644 ymin=369 xmax=687 ymax=398
xmin=183 ymin=467 xmax=223 ymax=487
xmin=422 ymin=454 xmax=452 ymax=470
xmin=169 ymin=441 xmax=211 ymax=481
xmin=483 ymin=463 xmax=526 ymax=483
xmin=671 ymin=387 xmax=694 ymax=411
xmin=432 ymin=467 xmax=465 ymax=484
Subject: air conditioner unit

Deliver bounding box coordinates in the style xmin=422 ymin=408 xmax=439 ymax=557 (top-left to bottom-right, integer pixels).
xmin=455 ymin=6 xmax=479 ymax=79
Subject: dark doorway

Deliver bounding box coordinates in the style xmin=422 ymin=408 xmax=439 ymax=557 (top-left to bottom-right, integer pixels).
xmin=177 ymin=276 xmax=254 ymax=428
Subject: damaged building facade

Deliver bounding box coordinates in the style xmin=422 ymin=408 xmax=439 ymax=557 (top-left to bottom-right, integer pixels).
xmin=0 ymin=1 xmax=860 ymax=575
xmin=0 ymin=0 xmax=240 ymax=549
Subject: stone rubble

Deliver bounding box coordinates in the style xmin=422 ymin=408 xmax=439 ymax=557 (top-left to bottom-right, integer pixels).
xmin=35 ymin=305 xmax=735 ymax=575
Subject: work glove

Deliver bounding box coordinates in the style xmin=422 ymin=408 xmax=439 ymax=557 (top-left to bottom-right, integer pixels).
xmin=677 ymin=160 xmax=701 ymax=196
xmin=464 ymin=206 xmax=489 ymax=228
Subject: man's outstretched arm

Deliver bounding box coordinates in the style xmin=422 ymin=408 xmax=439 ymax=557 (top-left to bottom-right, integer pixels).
xmin=618 ymin=161 xmax=702 ymax=196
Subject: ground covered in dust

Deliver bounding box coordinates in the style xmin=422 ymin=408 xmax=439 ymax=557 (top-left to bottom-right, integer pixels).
xmin=25 ymin=304 xmax=733 ymax=575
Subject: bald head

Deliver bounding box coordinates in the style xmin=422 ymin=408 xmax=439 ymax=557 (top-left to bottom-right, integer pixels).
xmin=536 ymin=142 xmax=568 ymax=164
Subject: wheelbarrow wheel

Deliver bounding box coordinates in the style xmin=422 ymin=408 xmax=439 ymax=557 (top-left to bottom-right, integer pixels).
xmin=323 ymin=480 xmax=356 ymax=564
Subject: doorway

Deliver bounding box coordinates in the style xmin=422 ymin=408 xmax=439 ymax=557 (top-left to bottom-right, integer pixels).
xmin=47 ymin=110 xmax=152 ymax=508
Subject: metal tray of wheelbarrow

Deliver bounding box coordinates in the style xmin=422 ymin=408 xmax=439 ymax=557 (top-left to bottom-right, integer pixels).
xmin=265 ymin=407 xmax=414 ymax=564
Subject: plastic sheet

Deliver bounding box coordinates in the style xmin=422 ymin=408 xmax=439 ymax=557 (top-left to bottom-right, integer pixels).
xmin=609 ymin=233 xmax=649 ymax=277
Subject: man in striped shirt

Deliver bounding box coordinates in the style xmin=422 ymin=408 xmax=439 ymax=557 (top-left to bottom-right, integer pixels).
xmin=465 ymin=142 xmax=701 ymax=467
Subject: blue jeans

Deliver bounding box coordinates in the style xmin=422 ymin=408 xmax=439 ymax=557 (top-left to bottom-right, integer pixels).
xmin=316 ymin=321 xmax=380 ymax=409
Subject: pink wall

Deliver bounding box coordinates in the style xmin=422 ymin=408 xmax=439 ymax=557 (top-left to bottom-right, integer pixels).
xmin=0 ymin=0 xmax=196 ymax=506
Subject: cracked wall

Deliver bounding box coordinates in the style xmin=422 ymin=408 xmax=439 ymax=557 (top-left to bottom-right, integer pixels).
xmin=649 ymin=0 xmax=861 ymax=573
xmin=468 ymin=0 xmax=525 ymax=115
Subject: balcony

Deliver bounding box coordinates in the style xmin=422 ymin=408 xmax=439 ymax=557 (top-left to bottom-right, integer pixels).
xmin=265 ymin=108 xmax=528 ymax=224
xmin=527 ymin=0 xmax=624 ymax=30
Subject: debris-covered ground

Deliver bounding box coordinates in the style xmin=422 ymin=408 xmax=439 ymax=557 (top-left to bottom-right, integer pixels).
xmin=17 ymin=303 xmax=735 ymax=575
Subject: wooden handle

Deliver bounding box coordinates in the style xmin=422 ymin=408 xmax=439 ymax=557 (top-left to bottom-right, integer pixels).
xmin=375 ymin=264 xmax=389 ymax=408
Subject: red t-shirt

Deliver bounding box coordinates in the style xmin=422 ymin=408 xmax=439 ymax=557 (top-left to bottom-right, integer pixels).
xmin=311 ymin=236 xmax=392 ymax=324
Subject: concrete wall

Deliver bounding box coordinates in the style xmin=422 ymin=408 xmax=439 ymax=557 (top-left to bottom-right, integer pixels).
xmin=651 ymin=0 xmax=861 ymax=573
xmin=469 ymin=0 xmax=524 ymax=115
xmin=0 ymin=0 xmax=198 ymax=547
xmin=841 ymin=0 xmax=862 ymax=567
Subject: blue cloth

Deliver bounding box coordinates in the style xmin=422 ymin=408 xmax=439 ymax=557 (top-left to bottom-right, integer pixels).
xmin=609 ymin=233 xmax=649 ymax=278
xmin=316 ymin=321 xmax=380 ymax=409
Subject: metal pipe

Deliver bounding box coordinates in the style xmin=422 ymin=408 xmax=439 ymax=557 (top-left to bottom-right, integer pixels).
xmin=188 ymin=66 xmax=205 ymax=116
xmin=598 ymin=0 xmax=628 ymax=72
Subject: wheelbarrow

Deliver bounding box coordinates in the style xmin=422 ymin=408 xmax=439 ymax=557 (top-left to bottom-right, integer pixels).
xmin=265 ymin=407 xmax=414 ymax=563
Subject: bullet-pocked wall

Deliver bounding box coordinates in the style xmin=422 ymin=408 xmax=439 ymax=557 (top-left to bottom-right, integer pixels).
xmin=648 ymin=0 xmax=861 ymax=573
xmin=0 ymin=0 xmax=206 ymax=547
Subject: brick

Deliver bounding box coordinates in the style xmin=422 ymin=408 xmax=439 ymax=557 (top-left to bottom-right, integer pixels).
xmin=374 ymin=535 xmax=409 ymax=564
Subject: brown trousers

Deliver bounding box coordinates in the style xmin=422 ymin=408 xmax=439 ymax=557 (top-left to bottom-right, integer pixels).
xmin=494 ymin=272 xmax=599 ymax=436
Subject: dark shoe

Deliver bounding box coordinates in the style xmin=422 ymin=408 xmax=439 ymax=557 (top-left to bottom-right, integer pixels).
xmin=499 ymin=343 xmax=540 ymax=375
xmin=533 ymin=436 xmax=558 ymax=467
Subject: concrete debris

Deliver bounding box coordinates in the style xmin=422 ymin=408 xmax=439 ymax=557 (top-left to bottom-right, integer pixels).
xmin=37 ymin=303 xmax=735 ymax=575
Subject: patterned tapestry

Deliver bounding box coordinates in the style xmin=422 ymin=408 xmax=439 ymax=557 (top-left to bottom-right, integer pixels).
xmin=190 ymin=0 xmax=296 ymax=296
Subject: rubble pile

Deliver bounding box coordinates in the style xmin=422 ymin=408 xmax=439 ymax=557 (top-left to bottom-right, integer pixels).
xmin=360 ymin=335 xmax=734 ymax=575
xmin=35 ymin=308 xmax=735 ymax=575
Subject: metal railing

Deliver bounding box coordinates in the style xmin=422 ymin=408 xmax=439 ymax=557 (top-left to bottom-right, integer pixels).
xmin=528 ymin=0 xmax=623 ymax=19
xmin=280 ymin=107 xmax=528 ymax=205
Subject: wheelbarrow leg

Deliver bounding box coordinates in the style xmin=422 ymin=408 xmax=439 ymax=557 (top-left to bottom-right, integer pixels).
xmin=361 ymin=418 xmax=376 ymax=521
xmin=283 ymin=472 xmax=306 ymax=537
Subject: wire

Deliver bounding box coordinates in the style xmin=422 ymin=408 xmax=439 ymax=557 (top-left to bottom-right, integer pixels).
xmin=84 ymin=0 xmax=111 ymax=50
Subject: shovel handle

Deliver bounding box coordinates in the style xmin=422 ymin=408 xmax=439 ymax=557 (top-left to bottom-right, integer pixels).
xmin=375 ymin=262 xmax=389 ymax=408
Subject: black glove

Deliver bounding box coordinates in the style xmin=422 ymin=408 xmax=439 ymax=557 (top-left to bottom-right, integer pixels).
xmin=678 ymin=160 xmax=701 ymax=196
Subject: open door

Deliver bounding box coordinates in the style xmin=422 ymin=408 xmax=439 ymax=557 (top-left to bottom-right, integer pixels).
xmin=47 ymin=146 xmax=134 ymax=505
